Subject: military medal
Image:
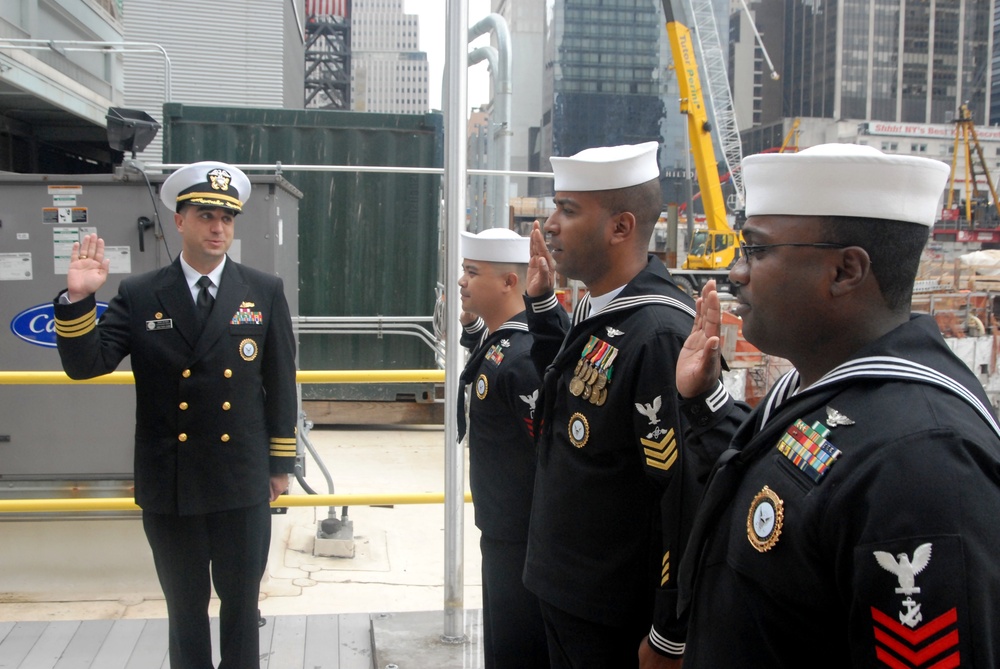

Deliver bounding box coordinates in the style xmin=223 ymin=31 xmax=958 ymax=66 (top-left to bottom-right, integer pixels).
xmin=568 ymin=412 xmax=589 ymax=448
xmin=747 ymin=485 xmax=784 ymax=552
xmin=570 ymin=338 xmax=599 ymax=396
xmin=777 ymin=419 xmax=842 ymax=483
xmin=239 ymin=338 xmax=258 ymax=361
xmin=476 ymin=373 xmax=488 ymax=399
xmin=572 ymin=337 xmax=619 ymax=403
xmin=231 ymin=307 xmax=264 ymax=325
xmin=486 ymin=343 xmax=505 ymax=365
xmin=589 ymin=344 xmax=616 ymax=401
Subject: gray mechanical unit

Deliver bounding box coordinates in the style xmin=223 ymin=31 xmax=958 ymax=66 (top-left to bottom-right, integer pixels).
xmin=0 ymin=170 xmax=300 ymax=491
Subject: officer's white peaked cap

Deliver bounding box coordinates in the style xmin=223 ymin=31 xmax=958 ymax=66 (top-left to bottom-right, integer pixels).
xmin=551 ymin=141 xmax=660 ymax=192
xmin=743 ymin=143 xmax=950 ymax=227
xmin=160 ymin=161 xmax=251 ymax=213
xmin=460 ymin=228 xmax=529 ymax=264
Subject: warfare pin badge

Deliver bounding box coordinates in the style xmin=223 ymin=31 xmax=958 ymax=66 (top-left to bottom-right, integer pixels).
xmin=568 ymin=412 xmax=589 ymax=448
xmin=239 ymin=338 xmax=258 ymax=361
xmin=476 ymin=373 xmax=488 ymax=400
xmin=747 ymin=485 xmax=784 ymax=552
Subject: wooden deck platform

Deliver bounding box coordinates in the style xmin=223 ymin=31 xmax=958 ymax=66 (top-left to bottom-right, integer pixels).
xmin=0 ymin=613 xmax=374 ymax=669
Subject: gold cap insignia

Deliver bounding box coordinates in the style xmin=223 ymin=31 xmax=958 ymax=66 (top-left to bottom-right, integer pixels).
xmin=208 ymin=168 xmax=232 ymax=191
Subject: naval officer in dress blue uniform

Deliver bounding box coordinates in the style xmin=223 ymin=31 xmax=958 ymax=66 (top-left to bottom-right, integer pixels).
xmin=54 ymin=161 xmax=298 ymax=669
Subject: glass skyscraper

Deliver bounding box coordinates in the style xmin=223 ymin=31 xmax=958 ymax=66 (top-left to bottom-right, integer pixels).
xmin=540 ymin=0 xmax=667 ymax=175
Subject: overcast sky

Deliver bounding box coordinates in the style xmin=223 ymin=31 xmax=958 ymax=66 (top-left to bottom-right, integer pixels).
xmin=404 ymin=0 xmax=493 ymax=111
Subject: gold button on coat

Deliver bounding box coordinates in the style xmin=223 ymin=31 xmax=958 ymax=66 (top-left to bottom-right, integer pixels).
xmin=182 ymin=369 xmax=191 ymax=378
xmin=220 ymin=434 xmax=230 ymax=442
xmin=179 ymin=402 xmax=188 ymax=410
xmin=222 ymin=402 xmax=231 ymax=410
xmin=178 ymin=433 xmax=188 ymax=442
xmin=224 ymin=369 xmax=232 ymax=378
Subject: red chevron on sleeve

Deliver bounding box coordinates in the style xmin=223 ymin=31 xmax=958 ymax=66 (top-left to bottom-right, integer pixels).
xmin=871 ymin=607 xmax=959 ymax=668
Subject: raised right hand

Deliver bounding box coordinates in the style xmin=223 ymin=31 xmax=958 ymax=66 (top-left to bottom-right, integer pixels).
xmin=67 ymin=233 xmax=110 ymax=302
xmin=527 ymin=220 xmax=555 ymax=297
xmin=677 ymin=279 xmax=723 ymax=399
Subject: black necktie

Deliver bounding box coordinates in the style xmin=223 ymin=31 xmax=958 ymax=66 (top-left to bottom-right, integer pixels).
xmin=196 ymin=275 xmax=214 ymax=326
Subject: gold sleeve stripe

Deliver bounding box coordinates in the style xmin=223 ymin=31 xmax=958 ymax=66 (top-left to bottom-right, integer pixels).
xmin=270 ymin=448 xmax=296 ymax=458
xmin=55 ymin=309 xmax=97 ymax=337
xmin=661 ymin=551 xmax=671 ymax=585
xmin=269 ymin=442 xmax=297 ymax=452
xmin=270 ymin=437 xmax=297 ymax=445
xmin=56 ymin=309 xmax=97 ymax=328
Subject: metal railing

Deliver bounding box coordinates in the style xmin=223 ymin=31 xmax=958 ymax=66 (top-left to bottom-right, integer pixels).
xmin=294 ymin=315 xmax=444 ymax=359
xmin=0 ymin=492 xmax=471 ymax=515
xmin=0 ymin=368 xmax=452 ymax=516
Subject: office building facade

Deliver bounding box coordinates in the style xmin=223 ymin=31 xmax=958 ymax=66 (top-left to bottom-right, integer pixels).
xmin=349 ymin=0 xmax=428 ymax=114
xmin=736 ymin=0 xmax=994 ymax=133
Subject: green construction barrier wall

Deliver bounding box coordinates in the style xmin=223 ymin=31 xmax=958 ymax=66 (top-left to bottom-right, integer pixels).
xmin=162 ymin=104 xmax=444 ymax=401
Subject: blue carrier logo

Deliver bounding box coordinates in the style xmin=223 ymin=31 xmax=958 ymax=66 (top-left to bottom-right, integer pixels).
xmin=10 ymin=302 xmax=109 ymax=348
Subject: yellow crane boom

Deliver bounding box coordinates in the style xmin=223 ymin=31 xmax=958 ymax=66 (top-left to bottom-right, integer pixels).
xmin=660 ymin=0 xmax=739 ymax=275
xmin=662 ymin=0 xmax=728 ymax=234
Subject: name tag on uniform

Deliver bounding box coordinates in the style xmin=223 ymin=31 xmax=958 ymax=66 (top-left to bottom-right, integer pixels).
xmin=146 ymin=319 xmax=173 ymax=331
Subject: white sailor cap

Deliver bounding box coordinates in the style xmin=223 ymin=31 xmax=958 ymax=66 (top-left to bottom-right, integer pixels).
xmin=460 ymin=228 xmax=529 ymax=264
xmin=160 ymin=161 xmax=251 ymax=214
xmin=551 ymin=141 xmax=660 ymax=192
xmin=743 ymin=143 xmax=950 ymax=227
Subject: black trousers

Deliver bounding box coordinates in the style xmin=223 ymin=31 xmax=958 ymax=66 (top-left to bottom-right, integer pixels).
xmin=143 ymin=501 xmax=271 ymax=669
xmin=538 ymin=598 xmax=650 ymax=669
xmin=480 ymin=535 xmax=549 ymax=669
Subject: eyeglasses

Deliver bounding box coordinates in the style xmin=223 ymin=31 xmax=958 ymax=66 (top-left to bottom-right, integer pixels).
xmin=737 ymin=240 xmax=848 ymax=265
